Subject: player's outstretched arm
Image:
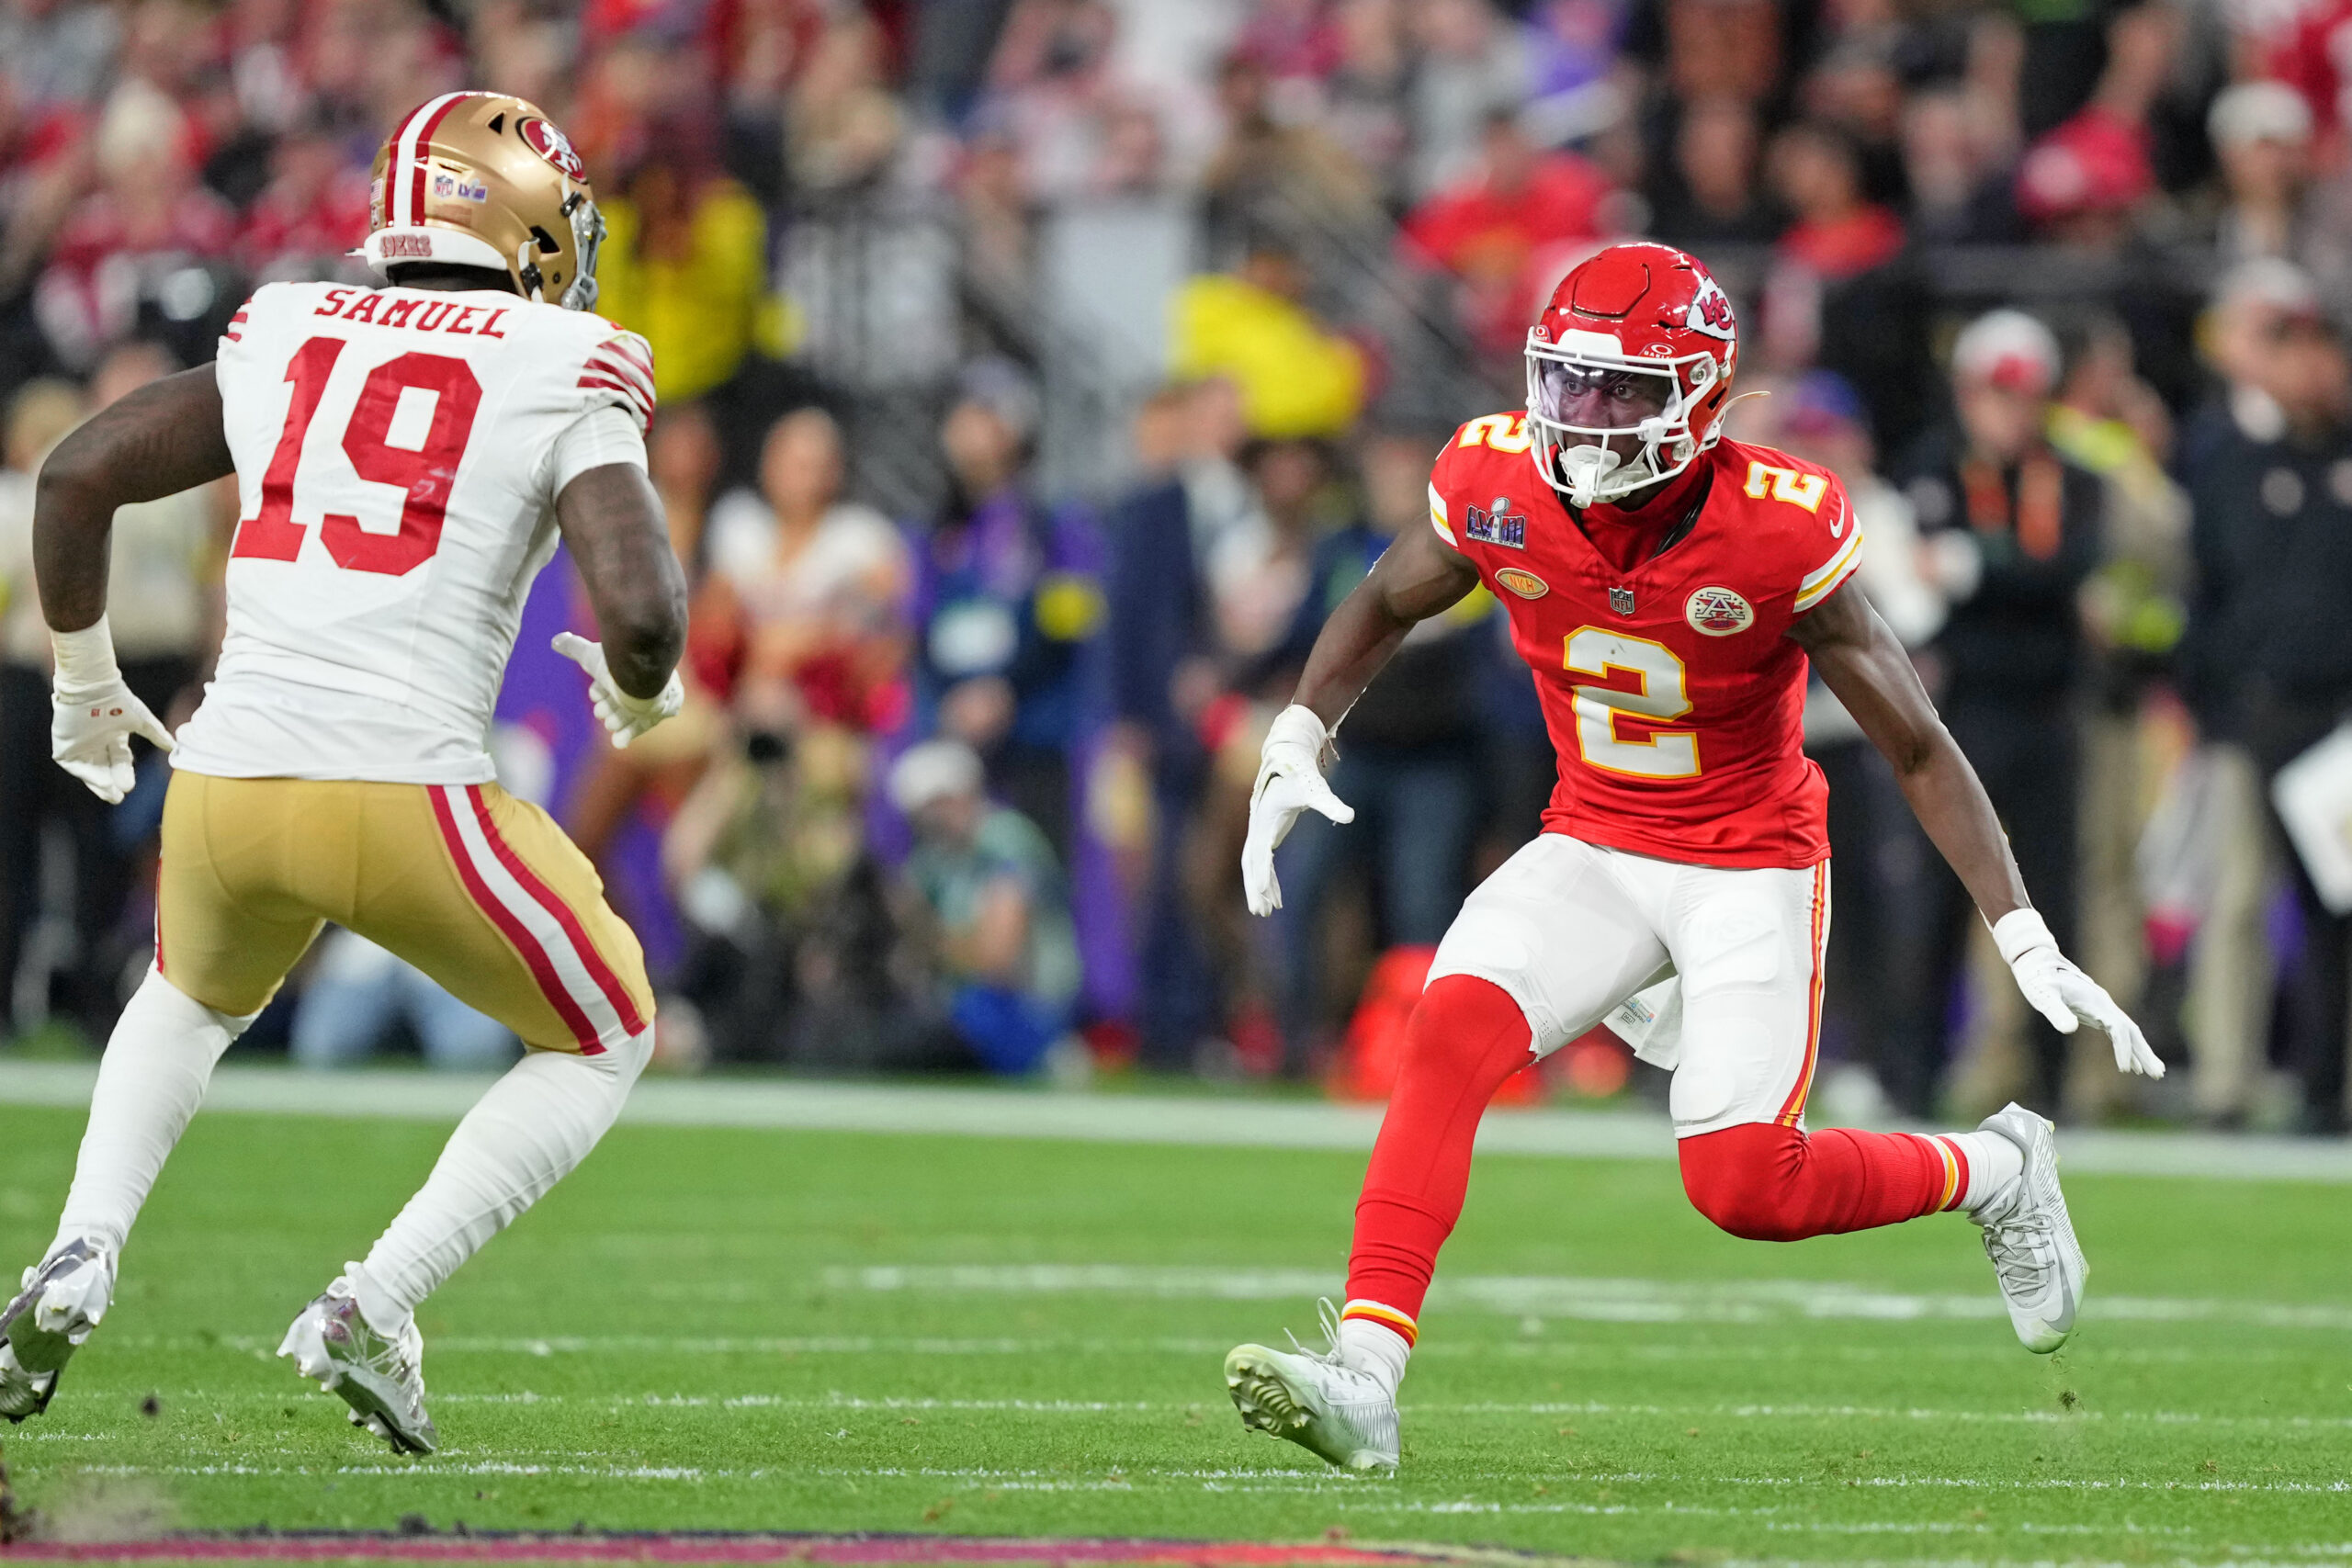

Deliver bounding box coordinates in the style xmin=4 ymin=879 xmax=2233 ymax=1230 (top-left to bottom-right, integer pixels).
xmin=33 ymin=366 xmax=233 ymax=801
xmin=1790 ymin=582 xmax=2161 ymax=1077
xmin=1291 ymin=518 xmax=1482 ymax=728
xmin=553 ymin=463 xmax=688 ymax=748
xmin=35 ymin=367 xmax=233 ymax=633
xmin=1242 ymin=516 xmax=1481 ymax=916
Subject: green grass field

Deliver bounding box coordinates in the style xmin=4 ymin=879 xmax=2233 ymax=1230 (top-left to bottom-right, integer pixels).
xmin=1 ymin=1100 xmax=2346 ymax=1563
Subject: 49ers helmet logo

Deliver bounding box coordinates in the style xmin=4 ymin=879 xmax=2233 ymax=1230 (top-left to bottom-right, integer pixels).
xmin=518 ymin=118 xmax=586 ymax=181
xmin=1685 ymin=585 xmax=1753 ymax=636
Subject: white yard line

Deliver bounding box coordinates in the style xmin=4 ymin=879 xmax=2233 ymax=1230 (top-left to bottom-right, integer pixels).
xmin=4 ymin=1060 xmax=2347 ymax=1183
xmin=23 ymin=1391 xmax=2342 ymax=1429
xmin=826 ymin=1264 xmax=2352 ymax=1334
xmin=46 ymin=1459 xmax=2348 ymax=1499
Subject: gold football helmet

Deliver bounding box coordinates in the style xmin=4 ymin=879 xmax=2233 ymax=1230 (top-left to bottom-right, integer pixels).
xmin=360 ymin=92 xmax=605 ymax=310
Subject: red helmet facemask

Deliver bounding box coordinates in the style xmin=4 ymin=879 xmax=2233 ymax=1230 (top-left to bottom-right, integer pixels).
xmin=1525 ymin=243 xmax=1740 ymax=508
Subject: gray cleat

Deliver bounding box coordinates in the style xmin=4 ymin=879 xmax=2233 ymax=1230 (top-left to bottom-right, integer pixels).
xmin=1224 ymin=1300 xmax=1399 ymax=1471
xmin=1972 ymin=1102 xmax=2087 ymax=1353
xmin=0 ymin=1238 xmax=113 ymax=1423
xmin=277 ymin=1277 xmax=437 ymax=1454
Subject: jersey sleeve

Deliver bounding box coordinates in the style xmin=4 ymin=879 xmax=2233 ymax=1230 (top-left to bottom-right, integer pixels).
xmin=1791 ymin=472 xmax=1863 ymax=615
xmin=575 ymin=327 xmax=656 ymax=435
xmin=547 ymin=403 xmax=650 ymax=495
xmin=1427 ymin=426 xmax=1471 ymax=550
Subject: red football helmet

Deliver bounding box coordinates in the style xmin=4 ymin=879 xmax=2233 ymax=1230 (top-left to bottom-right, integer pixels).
xmin=1525 ymin=242 xmax=1740 ymax=506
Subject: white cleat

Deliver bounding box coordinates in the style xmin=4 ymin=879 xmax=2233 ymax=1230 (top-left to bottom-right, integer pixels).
xmin=0 ymin=1238 xmax=114 ymax=1423
xmin=1972 ymin=1103 xmax=2087 ymax=1353
xmin=277 ymin=1274 xmax=437 ymax=1455
xmin=1224 ymin=1301 xmax=1399 ymax=1472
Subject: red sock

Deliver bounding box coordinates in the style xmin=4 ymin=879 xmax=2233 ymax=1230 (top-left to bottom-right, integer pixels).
xmin=1345 ymin=976 xmax=1535 ymax=1324
xmin=1678 ymin=1122 xmax=1964 ymax=1242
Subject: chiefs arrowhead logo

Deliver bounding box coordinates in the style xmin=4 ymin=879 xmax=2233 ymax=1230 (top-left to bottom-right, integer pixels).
xmin=1682 ymin=276 xmax=1736 ymax=343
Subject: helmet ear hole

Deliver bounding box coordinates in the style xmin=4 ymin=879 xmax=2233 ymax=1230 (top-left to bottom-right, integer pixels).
xmin=529 ymin=227 xmax=561 ymax=255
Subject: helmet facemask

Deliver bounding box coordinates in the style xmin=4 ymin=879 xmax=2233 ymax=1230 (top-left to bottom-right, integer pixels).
xmin=1525 ymin=328 xmax=1719 ymax=508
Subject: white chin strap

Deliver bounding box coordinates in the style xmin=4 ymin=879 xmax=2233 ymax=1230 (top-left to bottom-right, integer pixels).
xmin=1556 ymin=445 xmax=1621 ymax=508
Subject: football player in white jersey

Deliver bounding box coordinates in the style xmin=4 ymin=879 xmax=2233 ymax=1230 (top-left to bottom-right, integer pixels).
xmin=0 ymin=94 xmax=686 ymax=1454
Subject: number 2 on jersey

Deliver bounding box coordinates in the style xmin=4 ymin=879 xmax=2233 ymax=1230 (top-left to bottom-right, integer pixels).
xmin=1564 ymin=627 xmax=1699 ymax=779
xmin=232 ymin=336 xmax=484 ymax=575
xmin=1742 ymin=460 xmax=1827 ymax=513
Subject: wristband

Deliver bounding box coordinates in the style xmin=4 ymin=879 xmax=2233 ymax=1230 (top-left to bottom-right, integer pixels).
xmin=1263 ymin=703 xmax=1332 ymax=769
xmin=50 ymin=615 xmax=122 ymax=697
xmin=1989 ymin=908 xmax=2055 ymax=966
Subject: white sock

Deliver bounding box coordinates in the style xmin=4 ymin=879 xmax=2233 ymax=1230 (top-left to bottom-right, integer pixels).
xmin=1941 ymin=1130 xmax=2025 ymax=1213
xmin=50 ymin=968 xmax=255 ymax=1260
xmin=1335 ymin=1302 xmax=1413 ymax=1398
xmin=355 ymin=1029 xmax=650 ymax=1335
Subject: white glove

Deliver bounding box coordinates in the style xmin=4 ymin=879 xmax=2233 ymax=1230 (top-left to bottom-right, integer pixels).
xmin=552 ymin=631 xmax=684 ymax=749
xmin=1992 ymin=908 xmax=2165 ymax=1078
xmin=1240 ymin=704 xmax=1353 ymax=917
xmin=50 ymin=615 xmax=174 ymax=805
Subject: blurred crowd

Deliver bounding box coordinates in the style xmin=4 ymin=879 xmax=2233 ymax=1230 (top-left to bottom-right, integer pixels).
xmin=9 ymin=0 xmax=2352 ymax=1134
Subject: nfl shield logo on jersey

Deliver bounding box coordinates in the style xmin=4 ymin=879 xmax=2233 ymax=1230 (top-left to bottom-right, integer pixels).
xmin=1685 ymin=586 xmax=1754 ymax=636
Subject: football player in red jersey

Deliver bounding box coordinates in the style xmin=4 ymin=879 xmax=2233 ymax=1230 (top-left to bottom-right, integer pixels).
xmin=1221 ymin=242 xmax=2163 ymax=1472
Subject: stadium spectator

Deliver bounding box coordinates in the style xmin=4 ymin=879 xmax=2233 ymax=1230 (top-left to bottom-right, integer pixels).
xmin=1887 ymin=310 xmax=2103 ymax=1118
xmin=234 ymin=109 xmax=372 ymax=284
xmin=593 ymin=114 xmax=786 ymax=411
xmin=1759 ymin=372 xmax=1944 ymax=1119
xmin=1650 ymin=96 xmax=1779 ymax=248
xmin=1400 ymin=107 xmax=1613 ymax=360
xmin=2181 ymin=306 xmax=2352 ymax=1134
xmin=1900 ymin=85 xmax=2024 ymax=245
xmin=2169 ymin=260 xmax=2312 ymax=1125
xmin=2202 ymin=80 xmax=2352 ymax=309
xmin=1269 ymin=425 xmax=1488 ymax=1077
xmin=890 ymin=737 xmax=1082 ymax=1077
xmin=786 ymin=8 xmax=906 ymax=196
xmin=0 ymin=375 xmax=86 ymax=1033
xmin=2047 ymin=319 xmax=2190 ymax=1111
xmin=290 ymin=931 xmax=518 ymax=1073
xmin=1403 ymin=0 xmax=1536 ymax=201
xmin=0 ymin=342 xmax=220 ymax=1041
xmin=908 ymin=360 xmax=1104 ymax=852
xmin=1201 ymin=46 xmax=1383 ymax=243
xmin=1106 ymin=378 xmax=1254 ymax=1070
xmin=707 ymin=406 xmax=909 ymax=739
xmin=33 ymin=77 xmax=234 ymax=373
xmin=1170 ymin=241 xmax=1368 ymax=441
xmin=1761 ymin=119 xmax=1930 ymax=456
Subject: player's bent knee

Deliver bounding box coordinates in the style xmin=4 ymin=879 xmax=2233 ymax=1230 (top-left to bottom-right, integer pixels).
xmin=1406 ymin=976 xmax=1537 ymax=1074
xmin=1678 ymin=1122 xmax=1810 ymax=1242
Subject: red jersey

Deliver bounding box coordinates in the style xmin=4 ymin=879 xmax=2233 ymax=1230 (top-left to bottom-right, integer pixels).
xmin=1430 ymin=415 xmax=1861 ymax=869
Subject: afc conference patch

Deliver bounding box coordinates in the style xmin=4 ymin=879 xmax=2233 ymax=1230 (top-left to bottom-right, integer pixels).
xmin=1464 ymin=495 xmax=1527 ymax=550
xmin=1685 ymin=585 xmax=1755 ymax=636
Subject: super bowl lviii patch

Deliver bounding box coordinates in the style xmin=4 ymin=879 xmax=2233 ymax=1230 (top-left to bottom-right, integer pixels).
xmin=1464 ymin=494 xmax=1527 ymax=549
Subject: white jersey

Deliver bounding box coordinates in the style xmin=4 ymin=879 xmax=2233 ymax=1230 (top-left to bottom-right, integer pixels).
xmin=174 ymin=280 xmax=654 ymax=784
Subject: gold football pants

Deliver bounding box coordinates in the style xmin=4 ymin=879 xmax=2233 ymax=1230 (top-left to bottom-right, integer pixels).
xmin=156 ymin=772 xmax=653 ymax=1055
